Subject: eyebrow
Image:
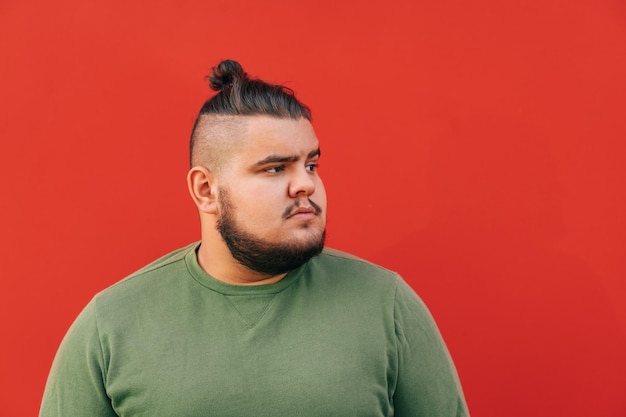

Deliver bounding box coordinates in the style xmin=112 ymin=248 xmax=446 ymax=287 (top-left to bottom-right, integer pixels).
xmin=253 ymin=148 xmax=321 ymax=167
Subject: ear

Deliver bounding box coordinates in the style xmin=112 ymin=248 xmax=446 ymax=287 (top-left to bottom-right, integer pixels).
xmin=187 ymin=166 xmax=219 ymax=214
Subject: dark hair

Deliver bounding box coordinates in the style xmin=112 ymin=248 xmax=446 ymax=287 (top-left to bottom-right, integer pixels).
xmin=189 ymin=60 xmax=311 ymax=167
xmin=198 ymin=59 xmax=311 ymax=119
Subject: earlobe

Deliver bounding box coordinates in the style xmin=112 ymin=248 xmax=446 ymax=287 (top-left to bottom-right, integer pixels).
xmin=187 ymin=166 xmax=218 ymax=214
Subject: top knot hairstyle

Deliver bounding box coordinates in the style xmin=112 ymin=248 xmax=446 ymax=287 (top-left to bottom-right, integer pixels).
xmin=189 ymin=59 xmax=312 ymax=167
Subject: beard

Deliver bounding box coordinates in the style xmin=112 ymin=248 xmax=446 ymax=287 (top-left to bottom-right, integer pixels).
xmin=216 ymin=188 xmax=325 ymax=276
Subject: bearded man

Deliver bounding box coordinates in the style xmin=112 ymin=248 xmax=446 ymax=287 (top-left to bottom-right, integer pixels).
xmin=40 ymin=60 xmax=470 ymax=417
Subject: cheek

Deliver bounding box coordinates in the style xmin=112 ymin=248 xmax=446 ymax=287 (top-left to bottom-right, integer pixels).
xmin=313 ymin=181 xmax=328 ymax=208
xmin=231 ymin=189 xmax=287 ymax=225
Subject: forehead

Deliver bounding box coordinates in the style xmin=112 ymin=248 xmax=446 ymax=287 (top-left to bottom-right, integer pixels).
xmin=238 ymin=116 xmax=319 ymax=160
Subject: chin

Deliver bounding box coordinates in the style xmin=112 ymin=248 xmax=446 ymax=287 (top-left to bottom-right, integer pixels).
xmin=290 ymin=227 xmax=325 ymax=243
xmin=292 ymin=229 xmax=326 ymax=253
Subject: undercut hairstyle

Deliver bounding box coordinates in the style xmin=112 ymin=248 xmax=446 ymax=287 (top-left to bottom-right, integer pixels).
xmin=189 ymin=60 xmax=312 ymax=169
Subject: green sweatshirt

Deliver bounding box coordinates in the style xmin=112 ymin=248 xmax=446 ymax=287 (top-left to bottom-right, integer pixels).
xmin=40 ymin=243 xmax=469 ymax=417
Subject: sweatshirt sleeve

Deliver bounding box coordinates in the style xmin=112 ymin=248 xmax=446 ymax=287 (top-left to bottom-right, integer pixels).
xmin=392 ymin=276 xmax=470 ymax=417
xmin=39 ymin=298 xmax=118 ymax=417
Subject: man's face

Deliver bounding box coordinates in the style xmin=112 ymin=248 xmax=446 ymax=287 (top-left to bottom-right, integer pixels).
xmin=215 ymin=116 xmax=327 ymax=275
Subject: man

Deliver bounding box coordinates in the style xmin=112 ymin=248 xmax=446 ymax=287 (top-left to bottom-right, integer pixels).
xmin=40 ymin=60 xmax=470 ymax=416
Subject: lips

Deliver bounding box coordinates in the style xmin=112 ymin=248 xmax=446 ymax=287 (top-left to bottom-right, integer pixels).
xmin=283 ymin=199 xmax=323 ymax=219
xmin=287 ymin=207 xmax=317 ymax=218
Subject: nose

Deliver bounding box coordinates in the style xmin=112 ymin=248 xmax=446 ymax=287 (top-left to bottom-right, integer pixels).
xmin=288 ymin=166 xmax=316 ymax=198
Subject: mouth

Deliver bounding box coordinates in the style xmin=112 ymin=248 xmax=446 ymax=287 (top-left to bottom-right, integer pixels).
xmin=284 ymin=200 xmax=322 ymax=219
xmin=287 ymin=208 xmax=317 ymax=220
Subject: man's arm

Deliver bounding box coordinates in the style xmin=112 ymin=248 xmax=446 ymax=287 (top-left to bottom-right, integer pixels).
xmin=40 ymin=299 xmax=118 ymax=417
xmin=392 ymin=277 xmax=470 ymax=417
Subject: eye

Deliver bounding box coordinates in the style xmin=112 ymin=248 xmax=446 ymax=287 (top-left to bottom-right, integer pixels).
xmin=306 ymin=162 xmax=319 ymax=172
xmin=265 ymin=165 xmax=286 ymax=174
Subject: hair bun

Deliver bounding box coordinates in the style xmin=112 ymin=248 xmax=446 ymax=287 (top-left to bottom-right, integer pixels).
xmin=207 ymin=59 xmax=247 ymax=91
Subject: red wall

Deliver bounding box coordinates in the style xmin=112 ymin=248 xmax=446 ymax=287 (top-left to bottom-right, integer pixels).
xmin=1 ymin=1 xmax=625 ymax=416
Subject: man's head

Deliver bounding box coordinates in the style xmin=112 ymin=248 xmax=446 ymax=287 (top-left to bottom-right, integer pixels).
xmin=187 ymin=60 xmax=326 ymax=281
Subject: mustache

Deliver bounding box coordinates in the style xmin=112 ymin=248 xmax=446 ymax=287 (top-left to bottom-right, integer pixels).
xmin=282 ymin=199 xmax=323 ymax=219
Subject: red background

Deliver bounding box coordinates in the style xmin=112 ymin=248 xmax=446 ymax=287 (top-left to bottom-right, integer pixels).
xmin=1 ymin=0 xmax=626 ymax=416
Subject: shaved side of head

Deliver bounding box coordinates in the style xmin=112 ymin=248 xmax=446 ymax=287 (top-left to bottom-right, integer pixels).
xmin=190 ymin=115 xmax=249 ymax=174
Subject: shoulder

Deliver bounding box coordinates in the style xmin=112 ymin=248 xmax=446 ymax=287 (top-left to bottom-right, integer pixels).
xmin=125 ymin=242 xmax=198 ymax=277
xmin=315 ymin=248 xmax=431 ymax=313
xmin=305 ymin=247 xmax=407 ymax=296
xmin=93 ymin=242 xmax=199 ymax=304
xmin=315 ymin=247 xmax=398 ymax=277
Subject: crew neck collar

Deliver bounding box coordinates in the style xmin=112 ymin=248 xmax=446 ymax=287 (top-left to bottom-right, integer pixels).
xmin=184 ymin=242 xmax=306 ymax=295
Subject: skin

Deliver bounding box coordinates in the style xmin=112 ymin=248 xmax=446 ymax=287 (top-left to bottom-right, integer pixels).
xmin=187 ymin=115 xmax=327 ymax=285
xmin=190 ymin=115 xmax=247 ymax=173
